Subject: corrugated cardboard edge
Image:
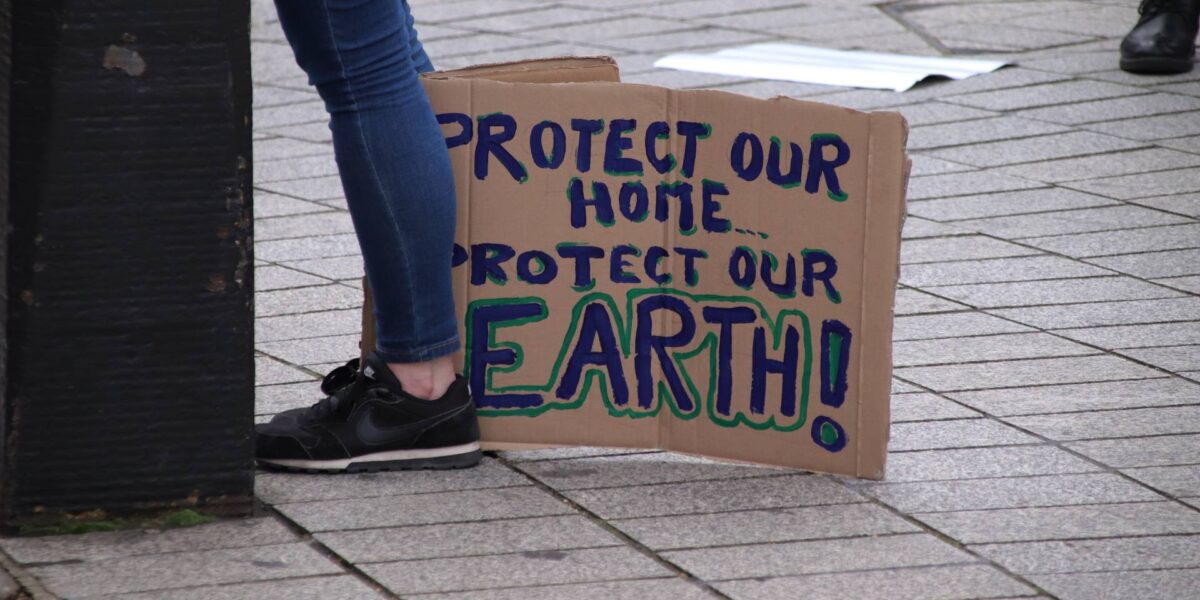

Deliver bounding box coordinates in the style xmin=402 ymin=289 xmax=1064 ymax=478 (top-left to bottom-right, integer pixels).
xmin=855 ymin=110 xmax=909 ymax=479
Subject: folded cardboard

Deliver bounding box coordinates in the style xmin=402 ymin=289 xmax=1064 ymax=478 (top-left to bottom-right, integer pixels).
xmin=362 ymin=57 xmax=907 ymax=478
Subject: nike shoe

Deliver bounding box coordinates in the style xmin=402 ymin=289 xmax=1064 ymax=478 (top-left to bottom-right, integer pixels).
xmin=255 ymin=352 xmax=482 ymax=473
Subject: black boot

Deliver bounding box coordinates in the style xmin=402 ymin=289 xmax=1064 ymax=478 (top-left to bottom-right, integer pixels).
xmin=1121 ymin=0 xmax=1200 ymax=74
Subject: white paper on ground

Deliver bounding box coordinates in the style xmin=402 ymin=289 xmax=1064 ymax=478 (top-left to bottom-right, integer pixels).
xmin=654 ymin=43 xmax=1009 ymax=92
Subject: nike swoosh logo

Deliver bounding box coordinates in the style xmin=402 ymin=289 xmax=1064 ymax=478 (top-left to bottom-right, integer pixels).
xmin=354 ymin=402 xmax=466 ymax=447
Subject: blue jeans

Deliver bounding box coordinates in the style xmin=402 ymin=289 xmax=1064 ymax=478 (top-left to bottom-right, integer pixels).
xmin=273 ymin=0 xmax=459 ymax=362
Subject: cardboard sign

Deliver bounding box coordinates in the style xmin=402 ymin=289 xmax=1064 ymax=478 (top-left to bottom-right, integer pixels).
xmin=362 ymin=59 xmax=907 ymax=478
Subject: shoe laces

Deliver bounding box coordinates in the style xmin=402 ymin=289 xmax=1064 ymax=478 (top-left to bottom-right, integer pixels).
xmin=305 ymin=358 xmax=363 ymax=421
xmin=1141 ymin=0 xmax=1190 ymax=15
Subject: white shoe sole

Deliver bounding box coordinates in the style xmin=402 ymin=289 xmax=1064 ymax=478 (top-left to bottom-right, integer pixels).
xmin=258 ymin=442 xmax=482 ymax=472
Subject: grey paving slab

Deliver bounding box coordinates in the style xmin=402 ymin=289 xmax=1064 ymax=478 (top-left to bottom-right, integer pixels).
xmin=949 ymin=377 xmax=1194 ymax=417
xmin=1006 ymin=405 xmax=1200 ymax=441
xmin=895 ymin=355 xmax=1163 ymax=392
xmin=1018 ymin=91 xmax=1200 ymax=125
xmin=1118 ymin=345 xmax=1200 ymax=373
xmin=256 ymin=309 xmax=362 ymax=343
xmin=255 ymin=284 xmax=362 ymax=317
xmin=256 ymin=333 xmax=360 ymax=366
xmin=925 ymin=276 xmax=1183 ymax=309
xmin=561 ymin=473 xmax=862 ymax=519
xmin=908 ymin=117 xmax=1070 ymax=152
xmin=892 ymin=312 xmax=1033 ymax=341
xmin=256 ymin=212 xmax=355 ymax=241
xmin=500 ymin=446 xmax=655 ymax=463
xmin=1159 ymin=133 xmax=1200 ymax=153
xmin=900 ymin=255 xmax=1109 ymax=287
xmin=894 ymin=288 xmax=972 ymax=315
xmin=409 ymin=0 xmax=540 ymax=23
xmin=361 ymin=546 xmax=670 ymax=595
xmin=0 ymin=517 xmax=297 ymax=565
xmin=1125 ymin=465 xmax=1200 ymax=497
xmin=1019 ymin=223 xmax=1200 ymax=258
xmin=1157 ymin=274 xmax=1200 ymax=293
xmin=259 ymin=120 xmax=334 ymax=144
xmin=989 ymin=297 xmax=1200 ymax=329
xmin=890 ymin=418 xmax=1039 ymax=451
xmin=253 ymin=101 xmax=328 ymax=132
xmin=944 ymin=80 xmax=1144 ymax=111
xmin=275 ymin=486 xmax=571 ymax=532
xmin=1089 ymin=248 xmax=1200 ymax=279
xmin=891 ymin=393 xmax=981 ymax=422
xmin=1064 ymin=167 xmax=1200 ymax=199
xmin=409 ymin=578 xmax=714 ymax=600
xmin=1054 ymin=321 xmax=1200 ymax=349
xmin=953 ymin=205 xmax=1191 ymax=238
xmin=998 ymin=147 xmax=1200 ymax=183
xmin=623 ymin=68 xmax=751 ymax=89
xmin=924 ymin=131 xmax=1145 ymax=169
xmin=528 ymin=16 xmax=695 ymax=43
xmin=29 ymin=542 xmax=340 ymax=598
xmin=255 ymin=265 xmax=331 ymax=291
xmin=893 ymin=332 xmax=1098 ymax=368
xmin=663 ymin=533 xmax=975 ymax=580
xmin=907 ymin=188 xmax=1119 ymax=222
xmin=1019 ymin=49 xmax=1120 ymax=75
xmin=715 ymin=78 xmax=849 ymax=100
xmin=974 ymin=535 xmax=1200 ymax=575
xmin=908 ymin=155 xmax=976 ymax=177
xmin=713 ymin=564 xmax=1034 ymax=600
xmin=255 ymin=355 xmax=316 ymax=385
xmin=616 ymin=28 xmax=772 ymax=54
xmin=255 ymin=233 xmax=360 ymax=262
xmin=935 ymin=23 xmax=1097 ymax=52
xmin=632 ymin=0 xmax=806 ymax=19
xmin=860 ymin=472 xmax=1159 ymax=513
xmin=515 ymin=451 xmax=779 ymax=491
xmin=256 ymin=380 xmax=320 ymax=416
xmin=881 ymin=445 xmax=1098 ymax=483
xmin=316 ymin=515 xmax=621 ymax=563
xmin=1085 ymin=110 xmax=1200 ymax=141
xmin=1069 ymin=434 xmax=1200 ymax=468
xmin=253 ymin=192 xmax=331 ymax=219
xmin=903 ymin=216 xmax=975 ymax=239
xmin=255 ymin=458 xmax=528 ymax=503
xmin=915 ymin=501 xmax=1200 ymax=543
xmin=891 ymin=102 xmax=998 ymax=127
xmin=282 ymin=256 xmax=365 ymax=281
xmin=453 ymin=6 xmax=609 ymax=33
xmin=113 ymin=576 xmax=384 ymax=600
xmin=1133 ymin=192 xmax=1200 ymax=218
xmin=1030 ymin=568 xmax=1200 ymax=600
xmin=611 ymin=503 xmax=917 ymax=550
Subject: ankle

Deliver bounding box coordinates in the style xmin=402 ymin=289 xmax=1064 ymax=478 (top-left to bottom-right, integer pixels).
xmin=387 ymin=356 xmax=455 ymax=400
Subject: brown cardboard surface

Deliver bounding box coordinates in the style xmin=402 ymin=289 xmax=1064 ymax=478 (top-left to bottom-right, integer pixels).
xmin=362 ymin=59 xmax=907 ymax=477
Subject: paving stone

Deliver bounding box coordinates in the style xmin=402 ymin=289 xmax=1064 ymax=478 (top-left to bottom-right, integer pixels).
xmin=925 ymin=276 xmax=1182 ymax=308
xmin=253 ymin=192 xmax=330 ymax=219
xmin=410 ymin=0 xmax=538 ymax=23
xmin=999 ymin=147 xmax=1200 ymax=183
xmin=1022 ymin=224 xmax=1200 ymax=258
xmin=281 ymin=256 xmax=365 ymax=281
xmin=1118 ymin=345 xmax=1200 ymax=372
xmin=256 ymin=308 xmax=362 ymax=343
xmin=663 ymin=533 xmax=975 ymax=580
xmin=255 ymin=233 xmax=361 ymax=262
xmin=916 ymin=501 xmax=1200 ymax=543
xmin=890 ymin=418 xmax=1038 ymax=451
xmin=255 ymin=458 xmax=528 ymax=503
xmin=1133 ymin=192 xmax=1200 ymax=218
xmin=907 ymin=188 xmax=1119 ymax=222
xmin=500 ymin=447 xmax=655 ymax=463
xmin=454 ymin=6 xmax=609 ymax=33
xmin=316 ymin=515 xmax=620 ymax=563
xmin=255 ymin=355 xmax=315 ymax=385
xmin=900 ymin=255 xmax=1109 ymax=287
xmin=633 ymin=0 xmax=805 ymax=19
xmin=259 ymin=120 xmax=334 ymax=144
xmin=953 ymin=205 xmax=1190 ymax=238
xmin=715 ymin=78 xmax=849 ymax=100
xmin=256 ymin=333 xmax=360 ymax=367
xmin=863 ymin=471 xmax=1161 ymax=514
xmin=1069 ymin=434 xmax=1200 ymax=468
xmin=1159 ymin=133 xmax=1200 ymax=152
xmin=697 ymin=4 xmax=879 ymax=30
xmin=616 ymin=28 xmax=770 ymax=54
xmin=1125 ymin=465 xmax=1200 ymax=497
xmin=892 ymin=312 xmax=1033 ymax=341
xmin=255 ymin=284 xmax=362 ymax=317
xmin=623 ymin=68 xmax=751 ymax=89
xmin=1018 ymin=92 xmax=1200 ymax=125
xmin=1019 ymin=49 xmax=1117 ymax=75
xmin=253 ymin=101 xmax=328 ymax=131
xmin=891 ymin=393 xmax=981 ymax=422
xmin=1088 ymin=248 xmax=1200 ymax=278
xmin=362 ymin=546 xmax=669 ymax=595
xmin=257 ymin=174 xmax=344 ymax=200
xmin=1054 ymin=321 xmax=1200 ymax=349
xmin=908 ymin=116 xmax=1070 ymax=151
xmin=276 ymin=486 xmax=570 ymax=532
xmin=115 ymin=575 xmax=383 ymax=600
xmin=1086 ymin=110 xmax=1200 ymax=141
xmin=1156 ymin=274 xmax=1200 ymax=293
xmin=989 ymin=297 xmax=1200 ymax=329
xmin=1030 ymin=568 xmax=1200 ymax=600
xmin=409 ymin=578 xmax=714 ymax=600
xmin=892 ymin=378 xmax=923 ymax=393
xmin=881 ymin=446 xmax=1098 ymax=483
xmin=934 ymin=23 xmax=1097 ymax=53
xmin=255 ymin=212 xmax=355 ymax=241
xmin=251 ymin=84 xmax=318 ymax=110
xmin=894 ymin=288 xmax=971 ymax=315
xmin=613 ymin=503 xmax=916 ymax=550
xmin=253 ymin=138 xmax=330 ymax=164
xmin=1064 ymin=166 xmax=1200 ymax=199
xmin=528 ymin=16 xmax=694 ymax=44
xmin=908 ymin=155 xmax=976 ymax=177
xmin=713 ymin=564 xmax=1034 ymax=600
xmin=29 ymin=542 xmax=340 ymax=598
xmin=974 ymin=535 xmax=1200 ymax=575
xmin=924 ymin=131 xmax=1145 ymax=169
xmin=896 ymin=355 xmax=1163 ymax=392
xmin=1006 ymin=405 xmax=1200 ymax=441
xmin=949 ymin=377 xmax=1194 ymax=417
xmin=944 ymin=80 xmax=1144 ymax=111
xmin=255 ymin=265 xmax=330 ymax=292
xmin=891 ymin=102 xmax=997 ymax=127
xmin=902 ymin=216 xmax=974 ymax=239
xmin=561 ymin=474 xmax=861 ymax=519
xmin=255 ymin=380 xmax=320 ymax=416
xmin=0 ymin=518 xmax=297 ymax=565
xmin=424 ymin=33 xmax=546 ymax=59
xmin=893 ymin=332 xmax=1097 ymax=368
xmin=515 ymin=451 xmax=779 ymax=491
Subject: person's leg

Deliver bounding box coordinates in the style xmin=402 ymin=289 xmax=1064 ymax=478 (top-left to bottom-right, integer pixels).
xmin=274 ymin=0 xmax=458 ymax=399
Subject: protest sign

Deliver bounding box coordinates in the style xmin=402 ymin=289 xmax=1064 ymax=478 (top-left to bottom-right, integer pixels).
xmin=361 ymin=58 xmax=908 ymax=478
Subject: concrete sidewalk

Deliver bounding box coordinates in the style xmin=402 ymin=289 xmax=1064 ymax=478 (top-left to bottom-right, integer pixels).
xmin=4 ymin=0 xmax=1200 ymax=598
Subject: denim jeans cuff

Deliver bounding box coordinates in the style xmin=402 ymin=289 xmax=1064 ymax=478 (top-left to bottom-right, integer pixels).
xmin=375 ymin=336 xmax=460 ymax=363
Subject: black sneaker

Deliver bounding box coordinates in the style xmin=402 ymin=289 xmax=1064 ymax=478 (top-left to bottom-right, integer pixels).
xmin=255 ymin=353 xmax=482 ymax=473
xmin=1120 ymin=0 xmax=1200 ymax=74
